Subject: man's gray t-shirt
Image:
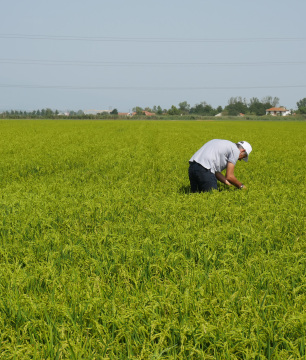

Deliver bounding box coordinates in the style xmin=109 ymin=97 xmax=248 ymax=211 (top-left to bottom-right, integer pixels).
xmin=189 ymin=139 xmax=240 ymax=174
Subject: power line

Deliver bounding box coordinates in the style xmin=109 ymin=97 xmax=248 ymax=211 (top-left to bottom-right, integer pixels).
xmin=0 ymin=84 xmax=305 ymax=90
xmin=0 ymin=58 xmax=305 ymax=67
xmin=0 ymin=33 xmax=305 ymax=43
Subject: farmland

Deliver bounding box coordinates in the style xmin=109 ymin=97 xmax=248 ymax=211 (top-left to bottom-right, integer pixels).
xmin=0 ymin=119 xmax=305 ymax=359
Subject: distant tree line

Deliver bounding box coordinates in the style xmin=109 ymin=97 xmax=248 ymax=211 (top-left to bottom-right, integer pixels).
xmin=1 ymin=97 xmax=306 ymax=119
xmin=134 ymin=96 xmax=305 ymax=116
xmin=0 ymin=109 xmax=114 ymax=119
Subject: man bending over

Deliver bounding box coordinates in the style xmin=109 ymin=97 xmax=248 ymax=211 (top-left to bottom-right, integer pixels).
xmin=188 ymin=139 xmax=252 ymax=193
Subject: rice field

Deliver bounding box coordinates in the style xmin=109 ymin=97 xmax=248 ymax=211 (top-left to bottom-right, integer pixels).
xmin=0 ymin=119 xmax=305 ymax=359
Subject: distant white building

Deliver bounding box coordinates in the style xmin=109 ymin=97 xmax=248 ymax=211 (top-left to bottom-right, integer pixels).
xmin=84 ymin=109 xmax=112 ymax=115
xmin=266 ymin=107 xmax=291 ymax=116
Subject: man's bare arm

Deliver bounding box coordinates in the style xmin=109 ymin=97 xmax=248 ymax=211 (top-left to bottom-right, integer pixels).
xmin=225 ymin=162 xmax=246 ymax=188
xmin=215 ymin=171 xmax=232 ymax=186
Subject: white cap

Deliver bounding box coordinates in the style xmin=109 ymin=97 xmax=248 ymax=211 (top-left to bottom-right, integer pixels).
xmin=238 ymin=141 xmax=252 ymax=162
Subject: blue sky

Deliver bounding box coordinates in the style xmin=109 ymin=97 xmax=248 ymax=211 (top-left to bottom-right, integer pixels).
xmin=1 ymin=0 xmax=305 ymax=112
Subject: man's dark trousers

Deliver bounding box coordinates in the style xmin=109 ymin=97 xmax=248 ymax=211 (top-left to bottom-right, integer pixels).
xmin=188 ymin=161 xmax=218 ymax=193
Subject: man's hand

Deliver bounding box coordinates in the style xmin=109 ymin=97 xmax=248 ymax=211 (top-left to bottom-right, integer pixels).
xmin=225 ymin=179 xmax=232 ymax=186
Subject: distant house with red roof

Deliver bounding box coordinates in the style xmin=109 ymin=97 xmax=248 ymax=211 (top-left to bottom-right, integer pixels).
xmin=266 ymin=107 xmax=291 ymax=116
xmin=142 ymin=111 xmax=155 ymax=116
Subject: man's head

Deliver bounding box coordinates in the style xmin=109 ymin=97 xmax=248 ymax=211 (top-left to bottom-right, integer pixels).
xmin=237 ymin=141 xmax=252 ymax=162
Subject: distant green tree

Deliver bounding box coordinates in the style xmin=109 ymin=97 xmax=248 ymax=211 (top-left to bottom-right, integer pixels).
xmin=225 ymin=97 xmax=249 ymax=115
xmin=156 ymin=106 xmax=163 ymax=115
xmin=296 ymin=98 xmax=306 ymax=109
xmin=225 ymin=102 xmax=248 ymax=116
xmin=133 ymin=106 xmax=143 ymax=115
xmin=167 ymin=105 xmax=180 ymax=115
xmin=110 ymin=108 xmax=118 ymax=115
xmin=45 ymin=108 xmax=53 ymax=117
xmin=250 ymin=103 xmax=267 ymax=116
xmin=178 ymin=101 xmax=190 ymax=114
xmin=298 ymin=106 xmax=306 ymax=114
xmin=248 ymin=98 xmax=268 ymax=116
xmin=190 ymin=102 xmax=216 ymax=115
